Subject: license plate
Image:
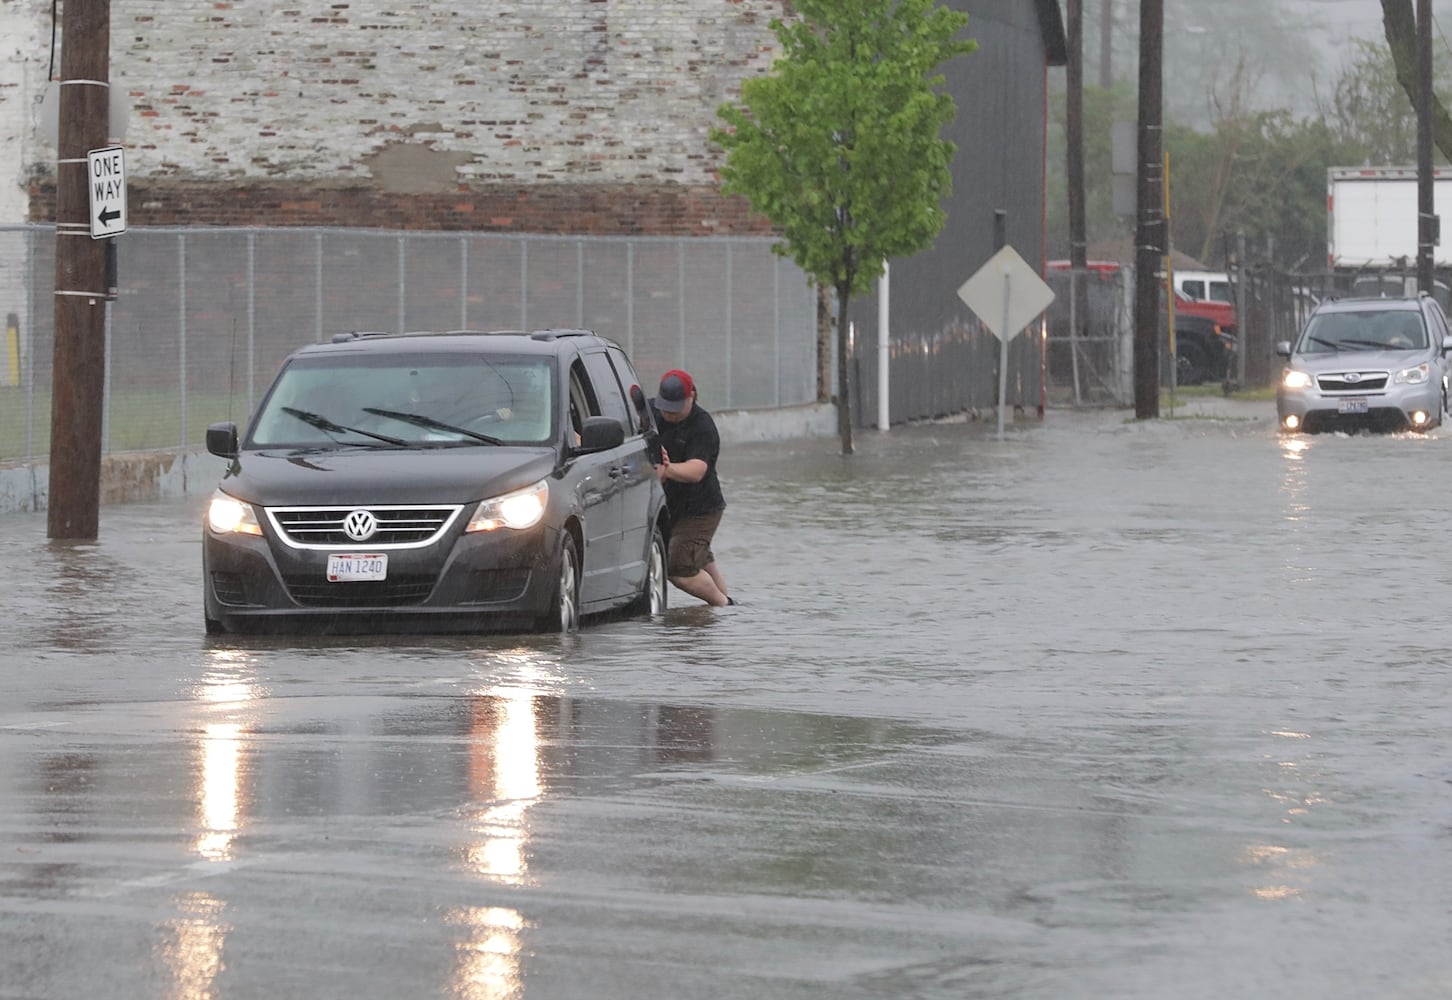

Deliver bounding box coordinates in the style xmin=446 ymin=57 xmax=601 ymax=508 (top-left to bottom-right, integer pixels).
xmin=327 ymin=553 xmax=388 ymax=582
xmin=1338 ymin=397 xmax=1369 ymax=415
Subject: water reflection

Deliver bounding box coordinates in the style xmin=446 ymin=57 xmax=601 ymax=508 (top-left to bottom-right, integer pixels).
xmin=160 ymin=891 xmax=229 ymax=1000
xmin=1244 ymin=729 xmax=1325 ymax=901
xmin=1277 ymin=435 xmax=1311 ymax=527
xmin=193 ymin=650 xmax=263 ymax=862
xmin=161 ymin=653 xmax=262 ymax=996
xmin=462 ymin=691 xmax=542 ymax=884
xmin=40 ymin=540 xmax=118 ymax=652
xmin=451 ymin=690 xmax=543 ymax=999
xmin=449 ymin=905 xmax=528 ymax=1000
xmin=196 ymin=723 xmax=243 ymax=861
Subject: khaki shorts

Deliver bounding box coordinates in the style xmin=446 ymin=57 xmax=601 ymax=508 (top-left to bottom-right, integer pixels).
xmin=667 ymin=510 xmax=723 ymax=577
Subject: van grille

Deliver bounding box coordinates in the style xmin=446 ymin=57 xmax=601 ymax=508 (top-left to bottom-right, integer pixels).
xmin=283 ymin=575 xmax=437 ymax=607
xmin=266 ymin=505 xmax=463 ymax=549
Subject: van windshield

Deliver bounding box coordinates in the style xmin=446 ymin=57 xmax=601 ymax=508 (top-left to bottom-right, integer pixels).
xmin=249 ymin=353 xmax=556 ymax=448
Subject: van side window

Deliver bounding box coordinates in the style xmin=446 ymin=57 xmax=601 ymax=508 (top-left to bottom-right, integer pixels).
xmin=568 ymin=360 xmax=600 ymax=443
xmin=581 ymin=351 xmax=633 ymax=435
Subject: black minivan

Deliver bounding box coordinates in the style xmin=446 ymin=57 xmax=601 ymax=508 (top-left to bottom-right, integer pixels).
xmin=202 ymin=329 xmax=669 ymax=634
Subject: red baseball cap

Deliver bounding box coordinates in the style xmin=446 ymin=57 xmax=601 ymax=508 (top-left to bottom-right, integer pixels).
xmin=655 ymin=369 xmax=695 ymax=413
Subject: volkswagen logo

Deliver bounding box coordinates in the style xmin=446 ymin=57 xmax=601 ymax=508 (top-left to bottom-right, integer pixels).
xmin=1343 ymin=371 xmax=1362 ymax=383
xmin=342 ymin=509 xmax=379 ymax=541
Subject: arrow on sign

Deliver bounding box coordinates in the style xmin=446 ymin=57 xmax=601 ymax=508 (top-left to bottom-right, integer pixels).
xmin=98 ymin=207 xmax=121 ymax=226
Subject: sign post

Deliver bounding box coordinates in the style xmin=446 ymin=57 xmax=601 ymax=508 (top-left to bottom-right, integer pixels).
xmin=957 ymin=245 xmax=1055 ymax=440
xmin=86 ymin=145 xmax=127 ymax=239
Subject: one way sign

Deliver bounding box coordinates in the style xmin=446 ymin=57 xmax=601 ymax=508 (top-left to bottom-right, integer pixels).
xmin=87 ymin=146 xmax=127 ymax=239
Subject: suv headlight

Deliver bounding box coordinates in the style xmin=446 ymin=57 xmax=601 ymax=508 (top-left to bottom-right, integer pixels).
xmin=1282 ymin=369 xmax=1313 ymax=389
xmin=1394 ymin=363 xmax=1430 ymax=385
xmin=207 ymin=491 xmax=263 ymax=535
xmin=467 ymin=479 xmax=548 ymax=532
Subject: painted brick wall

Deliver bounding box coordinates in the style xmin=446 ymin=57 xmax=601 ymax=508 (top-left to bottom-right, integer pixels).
xmin=0 ymin=0 xmax=50 ymax=224
xmin=14 ymin=0 xmax=788 ymax=232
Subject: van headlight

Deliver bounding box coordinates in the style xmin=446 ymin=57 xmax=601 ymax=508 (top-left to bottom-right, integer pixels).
xmin=206 ymin=491 xmax=263 ymax=535
xmin=1281 ymin=369 xmax=1313 ymax=389
xmin=1394 ymin=363 xmax=1430 ymax=385
xmin=467 ymin=480 xmax=548 ymax=532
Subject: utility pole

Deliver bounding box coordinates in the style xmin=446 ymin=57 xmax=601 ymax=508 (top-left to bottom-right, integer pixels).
xmin=1416 ymin=0 xmax=1435 ymax=295
xmin=1098 ymin=0 xmax=1114 ymax=90
xmin=1066 ymin=0 xmax=1087 ymax=406
xmin=1132 ymin=0 xmax=1163 ymax=420
xmin=48 ymin=0 xmax=112 ymax=540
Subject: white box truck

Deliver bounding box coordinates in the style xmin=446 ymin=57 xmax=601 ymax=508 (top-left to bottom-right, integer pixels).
xmin=1327 ymin=166 xmax=1452 ymax=269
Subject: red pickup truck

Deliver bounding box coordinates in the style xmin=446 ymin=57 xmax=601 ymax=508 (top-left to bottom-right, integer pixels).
xmin=1171 ymin=292 xmax=1236 ymax=334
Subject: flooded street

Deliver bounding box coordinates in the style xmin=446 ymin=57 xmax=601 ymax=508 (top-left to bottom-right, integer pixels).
xmin=3 ymin=398 xmax=1451 ymax=999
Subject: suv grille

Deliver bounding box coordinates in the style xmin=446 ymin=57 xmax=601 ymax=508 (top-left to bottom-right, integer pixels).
xmin=1316 ymin=371 xmax=1388 ymax=393
xmin=267 ymin=505 xmax=463 ymax=549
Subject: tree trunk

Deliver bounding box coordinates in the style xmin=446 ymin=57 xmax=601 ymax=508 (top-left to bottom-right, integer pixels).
xmin=1383 ymin=0 xmax=1452 ymax=161
xmin=816 ymin=282 xmax=832 ymax=403
xmin=835 ymin=278 xmax=854 ymax=455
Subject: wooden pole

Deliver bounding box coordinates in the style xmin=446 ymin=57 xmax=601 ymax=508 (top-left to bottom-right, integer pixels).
xmin=1098 ymin=0 xmax=1113 ymax=90
xmin=1132 ymin=0 xmax=1163 ymax=419
xmin=1417 ymin=0 xmax=1435 ymax=295
xmin=48 ymin=0 xmax=111 ymax=540
xmin=1066 ymin=0 xmax=1086 ymax=406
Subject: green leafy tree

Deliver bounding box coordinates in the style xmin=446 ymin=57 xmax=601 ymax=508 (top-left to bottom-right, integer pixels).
xmin=1207 ymin=113 xmax=1358 ymax=270
xmin=1328 ymin=38 xmax=1422 ymax=164
xmin=709 ymin=0 xmax=976 ymax=455
xmin=1046 ymin=79 xmax=1140 ymax=258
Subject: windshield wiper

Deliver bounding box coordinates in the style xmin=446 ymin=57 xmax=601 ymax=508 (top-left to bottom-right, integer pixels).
xmin=281 ymin=406 xmax=408 ymax=447
xmin=1306 ymin=336 xmax=1340 ymax=351
xmin=361 ymin=407 xmax=503 ymax=445
xmin=1340 ymin=338 xmax=1394 ymax=350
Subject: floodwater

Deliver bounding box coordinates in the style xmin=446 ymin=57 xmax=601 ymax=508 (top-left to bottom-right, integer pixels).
xmin=3 ymin=397 xmax=1451 ymax=999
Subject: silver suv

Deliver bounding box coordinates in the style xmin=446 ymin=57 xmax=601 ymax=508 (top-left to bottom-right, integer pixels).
xmin=1275 ymin=295 xmax=1452 ymax=433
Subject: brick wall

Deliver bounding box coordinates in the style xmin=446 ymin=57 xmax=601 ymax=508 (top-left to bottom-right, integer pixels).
xmin=14 ymin=0 xmax=788 ymax=233
xmin=1 ymin=0 xmax=48 ymax=223
xmin=27 ymin=180 xmax=774 ymax=236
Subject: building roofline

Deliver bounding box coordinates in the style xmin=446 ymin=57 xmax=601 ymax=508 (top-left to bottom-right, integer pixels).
xmin=1036 ymin=0 xmax=1067 ymax=66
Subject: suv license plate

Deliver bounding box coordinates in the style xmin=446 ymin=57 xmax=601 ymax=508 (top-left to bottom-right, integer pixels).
xmin=327 ymin=553 xmax=388 ymax=582
xmin=1338 ymin=397 xmax=1368 ymax=415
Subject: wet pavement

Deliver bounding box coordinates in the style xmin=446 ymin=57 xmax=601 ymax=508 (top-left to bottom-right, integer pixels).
xmin=3 ymin=396 xmax=1452 ymax=999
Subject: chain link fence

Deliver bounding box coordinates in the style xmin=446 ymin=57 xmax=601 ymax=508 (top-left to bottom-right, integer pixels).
xmin=1043 ymin=264 xmax=1133 ymax=407
xmin=0 ymin=226 xmax=819 ymax=462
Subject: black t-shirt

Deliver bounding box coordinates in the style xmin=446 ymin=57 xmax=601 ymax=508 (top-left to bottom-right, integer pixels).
xmin=652 ymin=402 xmax=726 ymax=518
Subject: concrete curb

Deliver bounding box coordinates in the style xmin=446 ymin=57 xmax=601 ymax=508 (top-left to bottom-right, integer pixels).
xmin=0 ymin=451 xmax=229 ymax=514
xmin=0 ymin=403 xmax=841 ymax=515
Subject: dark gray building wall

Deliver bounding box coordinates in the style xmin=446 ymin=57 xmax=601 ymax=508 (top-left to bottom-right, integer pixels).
xmin=850 ymin=0 xmax=1064 ymax=426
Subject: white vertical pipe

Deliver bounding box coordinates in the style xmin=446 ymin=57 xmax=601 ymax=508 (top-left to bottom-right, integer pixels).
xmin=877 ymin=262 xmax=890 ymax=431
xmin=997 ymin=266 xmax=1011 ymax=441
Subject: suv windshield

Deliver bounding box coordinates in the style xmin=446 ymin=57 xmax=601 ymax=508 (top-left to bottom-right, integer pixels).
xmin=249 ymin=352 xmax=555 ymax=448
xmin=1296 ymin=309 xmax=1426 ymax=354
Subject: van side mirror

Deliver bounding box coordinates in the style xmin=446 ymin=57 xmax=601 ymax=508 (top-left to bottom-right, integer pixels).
xmin=206 ymin=422 xmax=239 ymax=459
xmin=576 ymin=415 xmax=625 ymax=452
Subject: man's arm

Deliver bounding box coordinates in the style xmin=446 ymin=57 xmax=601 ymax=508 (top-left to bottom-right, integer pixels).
xmin=659 ymin=456 xmax=707 ymax=483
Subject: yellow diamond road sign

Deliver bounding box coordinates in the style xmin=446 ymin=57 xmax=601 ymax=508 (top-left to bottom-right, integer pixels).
xmin=956 ymin=245 xmax=1055 ymax=342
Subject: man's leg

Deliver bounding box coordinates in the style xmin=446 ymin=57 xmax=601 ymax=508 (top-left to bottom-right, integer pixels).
xmin=668 ymin=512 xmax=728 ymax=607
xmin=669 ymin=569 xmax=728 ymax=607
xmin=702 ymin=561 xmax=729 ymax=600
